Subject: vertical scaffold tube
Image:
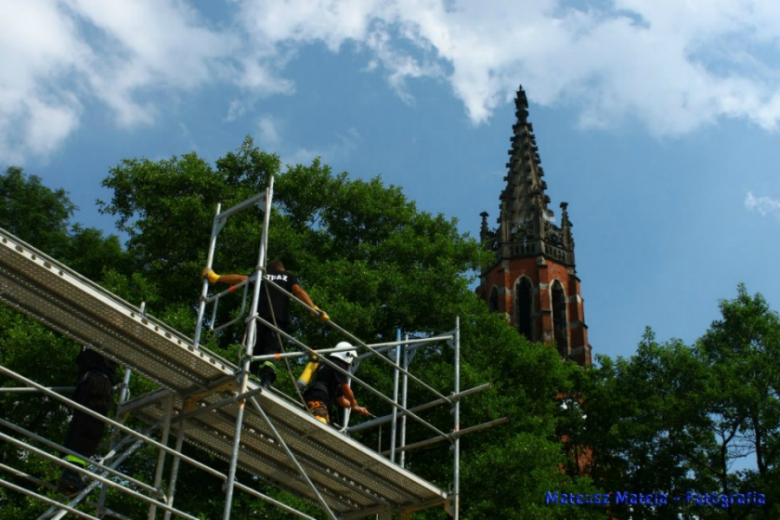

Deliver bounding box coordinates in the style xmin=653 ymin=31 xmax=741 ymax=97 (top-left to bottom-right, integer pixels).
xmin=162 ymin=421 xmax=187 ymax=520
xmin=390 ymin=329 xmax=401 ymax=463
xmin=222 ymin=178 xmax=273 ymax=520
xmin=194 ymin=203 xmax=222 ymax=347
xmin=148 ymin=393 xmax=174 ymax=520
xmin=454 ymin=317 xmax=461 ymax=520
xmin=97 ymin=366 xmax=133 ymax=517
xmin=400 ymin=334 xmax=410 ymax=468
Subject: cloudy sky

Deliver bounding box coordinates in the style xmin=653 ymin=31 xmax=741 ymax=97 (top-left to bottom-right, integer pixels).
xmin=2 ymin=0 xmax=780 ymax=361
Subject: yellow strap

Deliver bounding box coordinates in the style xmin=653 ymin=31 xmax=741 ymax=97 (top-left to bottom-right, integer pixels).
xmin=65 ymin=454 xmax=87 ymax=467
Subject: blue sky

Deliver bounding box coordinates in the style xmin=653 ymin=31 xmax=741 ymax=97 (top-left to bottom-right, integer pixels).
xmin=2 ymin=0 xmax=780 ymax=362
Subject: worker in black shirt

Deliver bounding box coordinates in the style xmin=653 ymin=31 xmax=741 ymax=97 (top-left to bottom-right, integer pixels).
xmin=202 ymin=259 xmax=328 ymax=388
xmin=303 ymin=343 xmax=369 ymax=425
xmin=58 ymin=348 xmax=117 ymax=495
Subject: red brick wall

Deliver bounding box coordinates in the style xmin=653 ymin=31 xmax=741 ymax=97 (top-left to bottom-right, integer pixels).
xmin=480 ymin=256 xmax=591 ymax=365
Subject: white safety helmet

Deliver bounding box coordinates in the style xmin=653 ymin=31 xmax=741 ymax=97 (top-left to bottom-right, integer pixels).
xmin=330 ymin=342 xmax=357 ymax=365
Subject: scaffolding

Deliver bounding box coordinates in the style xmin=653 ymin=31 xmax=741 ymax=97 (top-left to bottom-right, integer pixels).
xmin=0 ymin=182 xmax=503 ymax=519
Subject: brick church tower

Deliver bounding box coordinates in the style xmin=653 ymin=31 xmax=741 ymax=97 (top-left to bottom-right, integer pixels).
xmin=479 ymin=86 xmax=592 ymax=365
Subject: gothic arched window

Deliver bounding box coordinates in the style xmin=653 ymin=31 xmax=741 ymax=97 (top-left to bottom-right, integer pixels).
xmin=489 ymin=287 xmax=499 ymax=313
xmin=516 ymin=278 xmax=534 ymax=341
xmin=551 ymin=281 xmax=569 ymax=357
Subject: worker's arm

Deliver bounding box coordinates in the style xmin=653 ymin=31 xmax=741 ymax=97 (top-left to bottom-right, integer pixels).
xmin=292 ymin=284 xmax=330 ymax=321
xmin=291 ymin=284 xmax=315 ymax=308
xmin=216 ymin=274 xmax=248 ymax=285
xmin=336 ymin=383 xmax=368 ymax=415
xmin=201 ymin=268 xmax=247 ymax=285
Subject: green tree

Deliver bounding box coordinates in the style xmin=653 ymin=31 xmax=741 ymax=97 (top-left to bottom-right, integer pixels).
xmin=697 ymin=284 xmax=780 ymax=519
xmin=581 ymin=331 xmax=719 ymax=519
xmin=0 ymin=166 xmax=74 ymax=258
xmin=582 ymin=286 xmax=780 ymax=520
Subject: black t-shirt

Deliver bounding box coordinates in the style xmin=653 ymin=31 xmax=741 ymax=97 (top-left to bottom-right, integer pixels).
xmin=255 ymin=269 xmax=300 ymax=324
xmin=303 ymin=360 xmax=349 ymax=409
xmin=76 ymin=348 xmax=118 ymax=383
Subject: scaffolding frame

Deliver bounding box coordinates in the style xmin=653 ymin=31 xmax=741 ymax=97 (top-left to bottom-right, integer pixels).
xmin=0 ymin=184 xmax=503 ymax=519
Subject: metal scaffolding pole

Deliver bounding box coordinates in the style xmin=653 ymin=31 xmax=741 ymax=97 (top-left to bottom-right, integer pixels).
xmin=194 ymin=203 xmax=221 ymax=348
xmin=100 ymin=364 xmax=136 ymax=518
xmin=454 ymin=316 xmax=461 ymax=520
xmin=148 ymin=393 xmax=174 ymax=520
xmin=400 ymin=334 xmax=410 ymax=469
xmin=222 ymin=178 xmax=273 ymax=520
xmin=348 ymin=384 xmax=492 ymax=434
xmin=248 ymin=397 xmax=338 ymax=520
xmin=0 ymin=477 xmax=100 ymax=520
xmin=0 ymin=431 xmax=197 ymax=520
xmin=390 ymin=329 xmax=401 ymax=464
xmin=161 ymin=420 xmax=187 ymax=520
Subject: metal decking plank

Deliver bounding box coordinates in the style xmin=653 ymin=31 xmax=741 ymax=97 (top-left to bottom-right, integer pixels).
xmin=0 ymin=270 xmax=209 ymax=393
xmin=129 ymin=400 xmax=362 ymax=514
xmin=244 ymin=394 xmax=441 ymax=503
xmin=124 ymin=386 xmax=445 ymax=512
xmin=201 ymin=407 xmax=394 ymax=508
xmin=0 ymin=234 xmax=231 ymax=391
xmin=130 ymin=392 xmax=411 ymax=510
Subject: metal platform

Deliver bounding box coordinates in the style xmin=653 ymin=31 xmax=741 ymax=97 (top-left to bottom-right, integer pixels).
xmin=0 ymin=226 xmax=448 ymax=518
xmin=124 ymin=387 xmax=447 ymax=518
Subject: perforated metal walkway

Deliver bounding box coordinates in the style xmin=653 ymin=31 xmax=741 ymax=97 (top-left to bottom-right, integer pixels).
xmin=0 ymin=227 xmax=448 ymax=518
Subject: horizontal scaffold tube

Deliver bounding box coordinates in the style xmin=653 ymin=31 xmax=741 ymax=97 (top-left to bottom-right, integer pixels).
xmin=0 ymin=386 xmax=76 ymax=393
xmin=380 ymin=417 xmax=509 ymax=456
xmin=252 ymin=344 xmax=357 ymax=361
xmin=216 ymin=192 xmax=267 ymax=221
xmin=0 ymin=477 xmax=100 ymax=520
xmin=348 ymin=383 xmax=492 ymax=433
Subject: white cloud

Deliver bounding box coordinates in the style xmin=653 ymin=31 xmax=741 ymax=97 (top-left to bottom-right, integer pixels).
xmin=745 ymin=192 xmax=780 ymax=219
xmin=251 ymin=115 xmax=361 ymax=165
xmin=257 ymin=115 xmax=282 ymax=149
xmin=231 ymin=0 xmax=780 ymax=134
xmin=0 ymin=0 xmax=87 ymax=162
xmin=4 ymin=0 xmax=780 ymax=162
xmin=282 ymin=128 xmax=363 ymax=167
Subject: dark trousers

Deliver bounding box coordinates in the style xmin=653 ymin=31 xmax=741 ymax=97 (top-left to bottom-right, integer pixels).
xmin=249 ymin=321 xmax=288 ymax=375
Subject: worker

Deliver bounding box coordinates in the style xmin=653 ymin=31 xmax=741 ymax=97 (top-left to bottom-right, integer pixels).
xmin=58 ymin=348 xmax=117 ymax=495
xmin=302 ymin=342 xmax=369 ymax=425
xmin=202 ymin=259 xmax=328 ymax=388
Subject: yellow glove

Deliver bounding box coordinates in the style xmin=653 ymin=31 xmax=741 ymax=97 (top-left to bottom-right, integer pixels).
xmin=201 ymin=267 xmax=221 ymax=284
xmin=310 ymin=305 xmax=330 ymax=322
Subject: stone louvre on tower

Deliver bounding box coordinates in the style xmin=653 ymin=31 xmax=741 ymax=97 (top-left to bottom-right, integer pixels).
xmin=479 ymin=86 xmax=592 ymax=365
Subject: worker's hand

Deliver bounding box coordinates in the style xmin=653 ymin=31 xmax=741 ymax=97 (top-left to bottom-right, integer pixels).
xmin=201 ymin=267 xmax=220 ymax=284
xmin=310 ymin=305 xmax=330 ymax=322
xmin=352 ymin=405 xmax=369 ymax=416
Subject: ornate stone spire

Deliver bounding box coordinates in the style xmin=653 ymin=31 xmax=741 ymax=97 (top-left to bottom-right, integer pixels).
xmin=479 ymin=211 xmax=493 ymax=245
xmin=481 ymin=85 xmax=575 ymax=267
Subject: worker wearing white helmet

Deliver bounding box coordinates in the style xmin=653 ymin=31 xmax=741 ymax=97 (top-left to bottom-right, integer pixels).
xmin=303 ymin=342 xmax=369 ymax=425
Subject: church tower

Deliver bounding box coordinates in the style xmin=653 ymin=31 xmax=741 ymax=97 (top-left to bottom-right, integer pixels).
xmin=479 ymin=86 xmax=591 ymax=365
